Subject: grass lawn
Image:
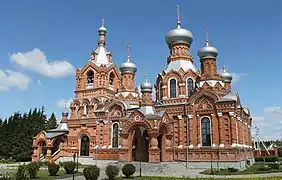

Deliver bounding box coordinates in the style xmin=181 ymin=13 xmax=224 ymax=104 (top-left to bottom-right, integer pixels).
xmin=118 ymin=177 xmax=282 ymax=180
xmin=200 ymin=163 xmax=282 ymax=175
xmin=34 ymin=170 xmax=82 ymax=179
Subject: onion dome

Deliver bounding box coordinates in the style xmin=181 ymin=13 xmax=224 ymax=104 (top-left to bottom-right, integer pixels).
xmin=165 ymin=5 xmax=193 ymax=47
xmin=222 ymin=66 xmax=233 ymax=83
xmin=141 ymin=76 xmax=153 ymax=93
xmin=165 ymin=22 xmax=193 ymax=47
xmin=98 ymin=19 xmax=107 ymax=33
xmin=120 ymin=45 xmax=137 ymax=74
xmin=197 ymin=28 xmax=218 ymax=60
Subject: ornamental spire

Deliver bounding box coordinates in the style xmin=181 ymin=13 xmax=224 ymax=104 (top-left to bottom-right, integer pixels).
xmin=205 ymin=27 xmax=210 ymax=46
xmin=127 ymin=44 xmax=131 ymax=62
xmin=176 ymin=5 xmax=181 ymax=27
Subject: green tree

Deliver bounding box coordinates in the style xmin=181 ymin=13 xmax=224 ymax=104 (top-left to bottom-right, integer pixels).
xmin=47 ymin=113 xmax=57 ymax=129
xmin=0 ymin=106 xmax=48 ymax=162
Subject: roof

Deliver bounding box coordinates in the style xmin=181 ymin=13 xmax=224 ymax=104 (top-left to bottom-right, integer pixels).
xmin=216 ymin=92 xmax=238 ymax=102
xmin=91 ymin=46 xmax=112 ymax=66
xmin=164 ymin=60 xmax=198 ymax=73
xmin=137 ymin=105 xmax=165 ymax=118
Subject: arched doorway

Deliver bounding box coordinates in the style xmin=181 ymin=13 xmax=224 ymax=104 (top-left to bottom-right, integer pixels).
xmin=131 ymin=126 xmax=149 ymax=162
xmin=157 ymin=125 xmax=167 ymax=162
xmin=80 ymin=135 xmax=90 ymax=156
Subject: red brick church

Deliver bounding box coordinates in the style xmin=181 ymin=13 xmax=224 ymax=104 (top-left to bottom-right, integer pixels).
xmin=32 ymin=9 xmax=254 ymax=168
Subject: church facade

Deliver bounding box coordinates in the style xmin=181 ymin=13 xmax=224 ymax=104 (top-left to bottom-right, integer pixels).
xmin=32 ymin=12 xmax=254 ymax=168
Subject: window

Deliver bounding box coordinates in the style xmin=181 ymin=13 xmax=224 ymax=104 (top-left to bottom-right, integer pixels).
xmin=159 ymin=82 xmax=163 ymax=100
xmin=112 ymin=123 xmax=119 ymax=148
xmin=80 ymin=135 xmax=90 ymax=156
xmin=187 ymin=78 xmax=194 ymax=97
xmin=201 ymin=117 xmax=211 ymax=146
xmin=109 ymin=72 xmax=115 ymax=86
xmin=86 ymin=70 xmax=94 ymax=89
xmin=169 ymin=79 xmax=177 ymax=98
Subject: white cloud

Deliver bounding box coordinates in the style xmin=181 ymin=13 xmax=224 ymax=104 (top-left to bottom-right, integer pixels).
xmin=252 ymin=106 xmax=282 ymax=141
xmin=56 ymin=98 xmax=72 ymax=110
xmin=10 ymin=48 xmax=75 ymax=78
xmin=232 ymin=73 xmax=248 ymax=83
xmin=217 ymin=68 xmax=247 ymax=84
xmin=0 ymin=69 xmax=31 ymax=92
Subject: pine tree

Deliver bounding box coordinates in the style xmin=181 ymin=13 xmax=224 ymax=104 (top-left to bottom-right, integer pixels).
xmin=47 ymin=113 xmax=57 ymax=129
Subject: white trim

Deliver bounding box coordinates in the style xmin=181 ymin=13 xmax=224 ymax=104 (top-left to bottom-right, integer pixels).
xmin=111 ymin=122 xmax=120 ymax=148
xmin=217 ymin=112 xmax=222 ymax=117
xmin=186 ymin=77 xmax=195 ymax=97
xmin=168 ymin=78 xmax=178 ymax=98
xmin=200 ymin=116 xmax=212 ymax=147
xmin=188 ymin=114 xmax=193 ymax=118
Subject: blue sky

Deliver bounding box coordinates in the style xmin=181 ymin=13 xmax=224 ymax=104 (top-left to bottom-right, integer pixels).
xmin=0 ymin=0 xmax=281 ymax=140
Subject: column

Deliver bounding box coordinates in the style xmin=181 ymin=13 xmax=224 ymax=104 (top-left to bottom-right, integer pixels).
xmin=179 ymin=83 xmax=185 ymax=97
xmin=238 ymin=117 xmax=243 ymax=144
xmin=211 ymin=113 xmax=218 ymax=147
xmin=217 ymin=112 xmax=224 ymax=147
xmin=165 ymin=135 xmax=173 ymax=161
xmin=177 ymin=115 xmax=184 ymax=148
xmin=148 ymin=133 xmax=160 ymax=162
xmin=118 ymin=133 xmax=129 ymax=161
xmin=229 ymin=112 xmax=237 ymax=146
xmin=197 ymin=114 xmax=201 ymax=147
xmin=188 ymin=114 xmax=195 ymax=147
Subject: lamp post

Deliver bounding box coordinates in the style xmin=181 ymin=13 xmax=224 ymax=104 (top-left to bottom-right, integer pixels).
xmin=73 ymin=153 xmax=76 ymax=180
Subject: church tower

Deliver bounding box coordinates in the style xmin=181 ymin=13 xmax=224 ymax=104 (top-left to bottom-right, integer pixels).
xmin=197 ymin=28 xmax=221 ymax=81
xmin=71 ymin=20 xmax=122 ymax=119
xmin=156 ymin=5 xmax=199 ymax=104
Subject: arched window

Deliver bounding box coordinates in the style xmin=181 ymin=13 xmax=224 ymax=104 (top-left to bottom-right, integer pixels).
xmin=159 ymin=82 xmax=163 ymax=100
xmin=187 ymin=78 xmax=194 ymax=97
xmin=201 ymin=117 xmax=211 ymax=146
xmin=86 ymin=70 xmax=94 ymax=89
xmin=80 ymin=135 xmax=90 ymax=156
xmin=109 ymin=72 xmax=115 ymax=86
xmin=112 ymin=123 xmax=119 ymax=148
xmin=169 ymin=79 xmax=177 ymax=98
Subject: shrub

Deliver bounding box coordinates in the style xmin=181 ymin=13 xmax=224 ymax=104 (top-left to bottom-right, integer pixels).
xmin=268 ymin=163 xmax=280 ymax=169
xmin=255 ymin=156 xmax=279 ymax=162
xmin=48 ymin=162 xmax=60 ymax=176
xmin=227 ymin=167 xmax=238 ymax=172
xmin=15 ymin=165 xmax=29 ymax=180
xmin=122 ymin=163 xmax=136 ymax=178
xmin=105 ymin=165 xmax=119 ymax=180
xmin=26 ymin=162 xmax=40 ymax=178
xmin=38 ymin=161 xmax=49 ymax=167
xmin=83 ymin=165 xmax=100 ymax=180
xmin=63 ymin=161 xmax=76 ymax=174
xmin=0 ymin=167 xmax=12 ymax=180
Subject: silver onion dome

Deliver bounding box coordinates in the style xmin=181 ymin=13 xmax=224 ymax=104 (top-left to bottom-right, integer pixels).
xmin=120 ymin=57 xmax=137 ymax=74
xmin=98 ymin=25 xmax=107 ymax=33
xmin=165 ymin=21 xmax=193 ymax=47
xmin=141 ymin=76 xmax=153 ymax=93
xmin=197 ymin=40 xmax=218 ymax=60
xmin=98 ymin=19 xmax=107 ymax=33
xmin=222 ymin=66 xmax=233 ymax=83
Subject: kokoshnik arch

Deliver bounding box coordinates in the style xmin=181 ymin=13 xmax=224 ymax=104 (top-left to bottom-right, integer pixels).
xmin=32 ymin=7 xmax=254 ymax=168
